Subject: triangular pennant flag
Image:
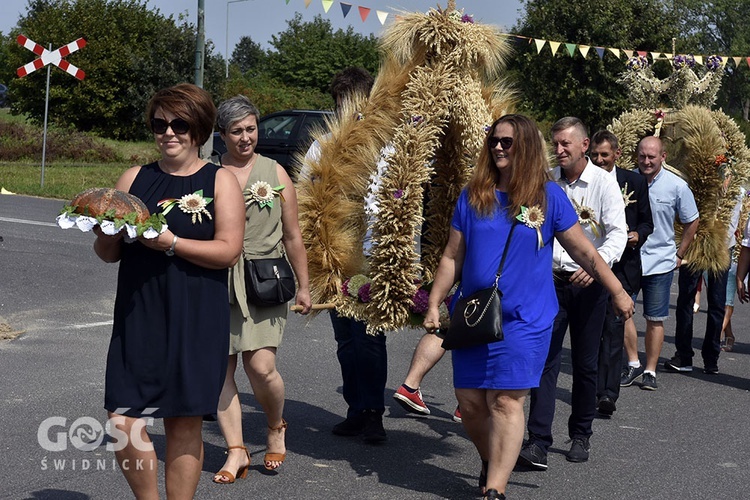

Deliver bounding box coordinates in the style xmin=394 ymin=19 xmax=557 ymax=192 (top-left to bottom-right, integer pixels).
xmin=721 ymin=57 xmax=728 ymax=67
xmin=565 ymin=43 xmax=576 ymax=56
xmin=534 ymin=39 xmax=546 ymax=54
xmin=358 ymin=6 xmax=370 ymax=22
xmin=285 ymin=0 xmax=291 ymax=4
xmin=579 ymin=45 xmax=591 ymax=58
xmin=304 ymin=0 xmax=311 ymax=7
xmin=595 ymin=47 xmax=605 ymax=59
xmin=622 ymin=49 xmax=633 ymax=58
xmin=733 ymin=56 xmax=742 ymax=67
xmin=322 ymin=0 xmax=333 ymax=13
xmin=376 ymin=10 xmax=388 ymax=25
xmin=608 ymin=47 xmax=621 ymax=58
xmin=663 ymin=53 xmax=672 ymax=60
xmin=651 ymin=52 xmax=662 ymax=60
xmin=340 ymin=2 xmax=352 ymax=17
xmin=694 ymin=55 xmax=703 ymax=65
xmin=549 ymin=41 xmax=561 ymax=55
xmin=636 ymin=50 xmax=648 ymax=58
xmin=746 ymin=57 xmax=750 ymax=68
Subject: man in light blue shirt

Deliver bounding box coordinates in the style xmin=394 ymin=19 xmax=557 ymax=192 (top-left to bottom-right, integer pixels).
xmin=621 ymin=136 xmax=699 ymax=390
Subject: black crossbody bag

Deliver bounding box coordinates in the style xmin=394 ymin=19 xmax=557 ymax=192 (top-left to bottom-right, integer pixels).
xmin=441 ymin=221 xmax=518 ymax=350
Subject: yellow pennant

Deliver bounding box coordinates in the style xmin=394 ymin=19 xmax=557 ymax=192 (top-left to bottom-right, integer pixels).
xmin=534 ymin=39 xmax=547 ymax=54
xmin=608 ymin=47 xmax=621 ymax=58
xmin=579 ymin=45 xmax=591 ymax=58
xmin=549 ymin=41 xmax=561 ymax=55
xmin=322 ymin=0 xmax=333 ymax=12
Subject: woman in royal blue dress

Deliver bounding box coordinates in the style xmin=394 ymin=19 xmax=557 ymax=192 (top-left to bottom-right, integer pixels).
xmin=423 ymin=114 xmax=633 ymax=500
xmin=93 ymin=83 xmax=245 ymax=498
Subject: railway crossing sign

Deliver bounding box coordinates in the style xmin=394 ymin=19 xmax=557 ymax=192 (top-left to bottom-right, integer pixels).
xmin=16 ymin=35 xmax=87 ymax=80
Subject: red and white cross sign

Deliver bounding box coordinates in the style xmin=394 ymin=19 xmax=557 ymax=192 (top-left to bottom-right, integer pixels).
xmin=16 ymin=35 xmax=87 ymax=80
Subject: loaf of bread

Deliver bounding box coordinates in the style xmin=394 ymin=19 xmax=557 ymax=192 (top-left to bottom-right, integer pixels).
xmin=70 ymin=188 xmax=150 ymax=223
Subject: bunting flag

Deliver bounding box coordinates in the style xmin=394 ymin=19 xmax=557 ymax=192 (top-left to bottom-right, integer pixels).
xmin=340 ymin=1 xmax=351 ymax=17
xmin=274 ymin=1 xmax=750 ymax=68
xmin=358 ymin=6 xmax=370 ymax=21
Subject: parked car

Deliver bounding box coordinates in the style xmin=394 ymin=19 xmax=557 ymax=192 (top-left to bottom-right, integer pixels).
xmin=212 ymin=109 xmax=333 ymax=174
xmin=0 ymin=84 xmax=8 ymax=107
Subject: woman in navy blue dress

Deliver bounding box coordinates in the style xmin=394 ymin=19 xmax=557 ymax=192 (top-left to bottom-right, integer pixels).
xmin=93 ymin=84 xmax=245 ymax=498
xmin=423 ymin=115 xmax=633 ymax=500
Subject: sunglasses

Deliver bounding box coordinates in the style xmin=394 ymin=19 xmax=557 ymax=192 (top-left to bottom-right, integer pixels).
xmin=151 ymin=118 xmax=190 ymax=135
xmin=488 ymin=136 xmax=513 ymax=150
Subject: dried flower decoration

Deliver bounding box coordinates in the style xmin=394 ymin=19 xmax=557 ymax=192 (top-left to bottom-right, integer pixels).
xmin=483 ymin=124 xmax=492 ymax=133
xmin=355 ymin=112 xmax=364 ymax=121
xmin=411 ymin=115 xmax=424 ymax=125
xmin=516 ymin=205 xmax=545 ymax=249
xmin=394 ymin=189 xmax=405 ymax=199
xmin=706 ymin=55 xmax=722 ymax=72
xmin=621 ymin=183 xmax=636 ymax=208
xmin=461 ymin=14 xmax=474 ymax=23
xmin=627 ymin=55 xmax=649 ymax=71
xmin=158 ymin=189 xmax=213 ymax=224
xmin=673 ymin=54 xmax=696 ymax=69
xmin=572 ymin=198 xmax=601 ymax=238
xmin=245 ymin=181 xmax=285 ymax=209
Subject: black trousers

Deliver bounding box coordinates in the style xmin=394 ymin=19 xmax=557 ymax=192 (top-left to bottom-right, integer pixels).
xmin=597 ymin=295 xmax=626 ymax=402
xmin=527 ymin=274 xmax=608 ymax=451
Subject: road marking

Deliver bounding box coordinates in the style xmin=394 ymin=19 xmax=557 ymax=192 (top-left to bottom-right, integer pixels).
xmin=67 ymin=321 xmax=113 ymax=329
xmin=0 ymin=217 xmax=58 ymax=227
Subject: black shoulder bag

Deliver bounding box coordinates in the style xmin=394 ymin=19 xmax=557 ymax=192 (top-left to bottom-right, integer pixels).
xmin=441 ymin=221 xmax=518 ymax=350
xmin=245 ymin=256 xmax=296 ymax=307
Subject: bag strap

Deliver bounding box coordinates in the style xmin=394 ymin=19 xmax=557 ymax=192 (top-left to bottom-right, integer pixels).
xmin=494 ymin=220 xmax=519 ymax=281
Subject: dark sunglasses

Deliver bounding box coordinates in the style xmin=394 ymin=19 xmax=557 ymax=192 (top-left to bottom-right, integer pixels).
xmin=488 ymin=136 xmax=513 ymax=150
xmin=151 ymin=118 xmax=190 ymax=135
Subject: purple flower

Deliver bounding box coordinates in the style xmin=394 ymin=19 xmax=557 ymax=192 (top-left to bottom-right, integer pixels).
xmin=673 ymin=54 xmax=696 ymax=69
xmin=341 ymin=278 xmax=350 ymax=297
xmin=355 ymin=112 xmax=364 ymax=121
xmin=706 ymin=55 xmax=722 ymax=71
xmin=411 ymin=115 xmax=424 ymax=125
xmin=410 ymin=288 xmax=430 ymax=314
xmin=357 ymin=282 xmax=371 ymax=302
xmin=461 ymin=14 xmax=474 ymax=23
xmin=483 ymin=124 xmax=492 ymax=133
xmin=627 ymin=55 xmax=649 ymax=71
xmin=394 ymin=189 xmax=404 ymax=199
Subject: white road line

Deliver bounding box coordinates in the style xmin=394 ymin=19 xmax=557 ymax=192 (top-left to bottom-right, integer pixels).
xmin=0 ymin=217 xmax=58 ymax=227
xmin=67 ymin=321 xmax=113 ymax=329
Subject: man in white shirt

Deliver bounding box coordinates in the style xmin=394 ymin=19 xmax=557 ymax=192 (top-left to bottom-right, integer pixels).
xmin=519 ymin=117 xmax=627 ymax=469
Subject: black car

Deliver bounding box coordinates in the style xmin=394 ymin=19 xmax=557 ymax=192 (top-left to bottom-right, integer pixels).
xmin=212 ymin=109 xmax=332 ymax=173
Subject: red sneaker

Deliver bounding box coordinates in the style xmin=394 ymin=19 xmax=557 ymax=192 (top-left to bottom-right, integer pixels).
xmin=393 ymin=385 xmax=430 ymax=415
xmin=452 ymin=406 xmax=462 ymax=423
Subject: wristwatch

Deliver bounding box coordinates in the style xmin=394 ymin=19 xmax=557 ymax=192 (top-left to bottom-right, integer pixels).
xmin=165 ymin=235 xmax=178 ymax=256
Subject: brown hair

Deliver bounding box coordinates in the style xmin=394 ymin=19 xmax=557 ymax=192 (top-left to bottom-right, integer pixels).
xmin=467 ymin=114 xmax=550 ymax=218
xmin=330 ymin=67 xmax=374 ymax=106
xmin=591 ymin=129 xmax=619 ymax=150
xmin=146 ymin=83 xmax=216 ymax=145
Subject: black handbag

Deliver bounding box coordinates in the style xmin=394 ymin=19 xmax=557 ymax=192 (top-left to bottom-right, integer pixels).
xmin=441 ymin=221 xmax=518 ymax=350
xmin=244 ymin=256 xmax=296 ymax=307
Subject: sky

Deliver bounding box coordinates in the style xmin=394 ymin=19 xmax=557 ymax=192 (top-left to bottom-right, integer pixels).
xmin=1 ymin=0 xmax=524 ymax=61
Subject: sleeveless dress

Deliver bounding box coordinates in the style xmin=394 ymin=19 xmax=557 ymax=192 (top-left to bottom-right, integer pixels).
xmin=104 ymin=162 xmax=230 ymax=419
xmin=450 ymin=183 xmax=578 ymax=390
xmin=228 ymin=154 xmax=289 ymax=354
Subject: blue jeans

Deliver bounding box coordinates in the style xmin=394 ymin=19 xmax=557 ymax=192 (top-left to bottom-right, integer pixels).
xmin=674 ymin=259 xmax=729 ymax=366
xmin=640 ymin=271 xmax=674 ymax=321
xmin=330 ymin=310 xmax=387 ymax=419
xmin=528 ymin=276 xmax=608 ymax=451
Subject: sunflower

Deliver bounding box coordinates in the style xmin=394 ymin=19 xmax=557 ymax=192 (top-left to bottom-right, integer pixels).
xmin=246 ymin=181 xmax=285 ymax=209
xmin=516 ymin=205 xmax=545 ymax=249
xmin=158 ymin=189 xmax=213 ymax=224
xmin=572 ymin=198 xmax=601 ymax=238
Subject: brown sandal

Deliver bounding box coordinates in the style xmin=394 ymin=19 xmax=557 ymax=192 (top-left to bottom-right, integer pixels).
xmin=213 ymin=445 xmax=251 ymax=484
xmin=264 ymin=419 xmax=288 ymax=470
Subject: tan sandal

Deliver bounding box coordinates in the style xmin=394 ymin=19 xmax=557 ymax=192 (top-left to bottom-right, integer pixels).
xmin=213 ymin=445 xmax=251 ymax=484
xmin=264 ymin=419 xmax=287 ymax=470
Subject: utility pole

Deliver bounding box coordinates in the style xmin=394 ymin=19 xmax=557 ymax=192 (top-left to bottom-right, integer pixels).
xmin=194 ymin=0 xmax=205 ymax=88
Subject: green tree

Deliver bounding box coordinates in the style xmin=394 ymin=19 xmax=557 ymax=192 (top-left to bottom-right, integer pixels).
xmin=231 ymin=35 xmax=268 ymax=76
xmin=509 ymin=0 xmax=690 ymax=132
xmin=265 ymin=14 xmax=379 ymax=94
xmin=1 ymin=0 xmax=224 ymax=140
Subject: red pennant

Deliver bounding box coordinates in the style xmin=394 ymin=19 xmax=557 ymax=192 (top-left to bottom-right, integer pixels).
xmin=636 ymin=50 xmax=648 ymax=58
xmin=358 ymin=6 xmax=370 ymax=22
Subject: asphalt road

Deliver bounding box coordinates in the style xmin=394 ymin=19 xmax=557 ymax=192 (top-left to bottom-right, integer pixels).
xmin=1 ymin=193 xmax=749 ymax=499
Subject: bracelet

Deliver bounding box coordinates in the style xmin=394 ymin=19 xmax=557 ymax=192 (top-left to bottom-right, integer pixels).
xmin=676 ymin=253 xmax=684 ymax=260
xmin=165 ymin=235 xmax=178 ymax=256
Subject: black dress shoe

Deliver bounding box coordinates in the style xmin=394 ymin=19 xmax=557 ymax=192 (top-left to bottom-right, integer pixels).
xmin=362 ymin=410 xmax=387 ymax=444
xmin=597 ymin=396 xmax=616 ymax=416
xmin=332 ymin=415 xmax=365 ymax=436
xmin=484 ymin=489 xmax=506 ymax=499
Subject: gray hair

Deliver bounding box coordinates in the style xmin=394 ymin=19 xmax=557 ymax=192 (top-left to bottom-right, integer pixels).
xmin=217 ymin=95 xmax=260 ymax=131
xmin=550 ymin=116 xmax=588 ymax=139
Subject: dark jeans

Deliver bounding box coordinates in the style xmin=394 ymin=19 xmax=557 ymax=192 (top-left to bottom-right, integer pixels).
xmin=597 ymin=292 xmax=628 ymax=403
xmin=330 ymin=310 xmax=387 ymax=419
xmin=674 ymin=261 xmax=729 ymax=367
xmin=528 ymin=276 xmax=608 ymax=452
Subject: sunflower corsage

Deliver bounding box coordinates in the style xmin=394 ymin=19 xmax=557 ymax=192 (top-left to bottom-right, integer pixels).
xmin=516 ymin=205 xmax=545 ymax=249
xmin=572 ymin=198 xmax=601 ymax=238
xmin=245 ymin=181 xmax=285 ymax=209
xmin=158 ymin=189 xmax=213 ymax=224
